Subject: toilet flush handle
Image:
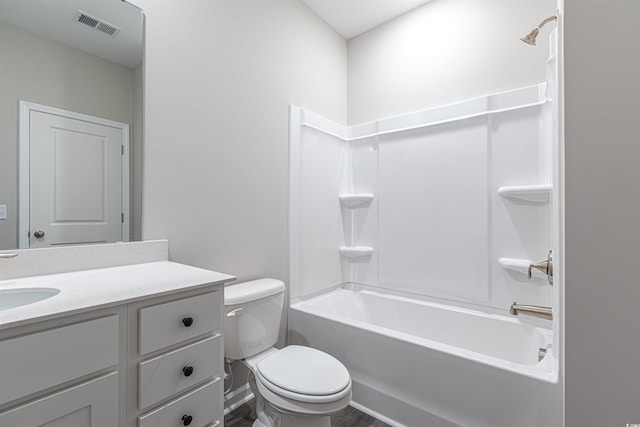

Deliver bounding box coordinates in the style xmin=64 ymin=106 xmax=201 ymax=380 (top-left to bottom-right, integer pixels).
xmin=226 ymin=307 xmax=243 ymax=317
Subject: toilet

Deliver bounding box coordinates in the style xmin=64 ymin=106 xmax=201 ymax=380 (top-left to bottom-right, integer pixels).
xmin=224 ymin=278 xmax=352 ymax=427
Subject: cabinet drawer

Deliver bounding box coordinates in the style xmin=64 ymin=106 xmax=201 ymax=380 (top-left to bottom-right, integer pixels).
xmin=139 ymin=291 xmax=221 ymax=355
xmin=138 ymin=379 xmax=221 ymax=427
xmin=139 ymin=334 xmax=221 ymax=410
xmin=0 ymin=316 xmax=119 ymax=405
xmin=0 ymin=372 xmax=118 ymax=427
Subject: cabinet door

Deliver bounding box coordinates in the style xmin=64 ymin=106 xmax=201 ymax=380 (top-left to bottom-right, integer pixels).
xmin=0 ymin=372 xmax=118 ymax=427
xmin=0 ymin=315 xmax=119 ymax=405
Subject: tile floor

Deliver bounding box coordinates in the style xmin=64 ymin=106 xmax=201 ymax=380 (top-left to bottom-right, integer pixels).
xmin=224 ymin=399 xmax=390 ymax=427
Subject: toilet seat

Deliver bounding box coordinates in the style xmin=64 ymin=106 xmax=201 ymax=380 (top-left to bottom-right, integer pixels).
xmin=254 ymin=373 xmax=352 ymax=417
xmin=256 ymin=370 xmax=352 ymax=404
xmin=256 ymin=345 xmax=351 ymax=404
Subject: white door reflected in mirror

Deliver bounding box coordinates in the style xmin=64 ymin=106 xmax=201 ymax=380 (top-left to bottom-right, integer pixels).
xmin=20 ymin=102 xmax=130 ymax=248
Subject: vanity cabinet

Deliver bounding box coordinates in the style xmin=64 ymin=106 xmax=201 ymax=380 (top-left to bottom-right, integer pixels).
xmin=0 ymin=284 xmax=225 ymax=427
xmin=0 ymin=310 xmax=125 ymax=427
xmin=128 ymin=288 xmax=224 ymax=427
xmin=0 ymin=372 xmax=118 ymax=427
xmin=0 ymin=315 xmax=119 ymax=406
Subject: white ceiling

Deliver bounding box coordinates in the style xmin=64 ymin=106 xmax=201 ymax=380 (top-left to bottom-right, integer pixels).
xmin=302 ymin=0 xmax=432 ymax=39
xmin=0 ymin=0 xmax=430 ymax=67
xmin=0 ymin=0 xmax=143 ymax=68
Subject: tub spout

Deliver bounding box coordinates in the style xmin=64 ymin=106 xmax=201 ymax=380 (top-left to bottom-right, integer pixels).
xmin=0 ymin=253 xmax=19 ymax=259
xmin=510 ymin=302 xmax=553 ymax=320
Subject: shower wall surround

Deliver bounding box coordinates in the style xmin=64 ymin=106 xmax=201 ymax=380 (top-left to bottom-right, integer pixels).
xmin=290 ymin=82 xmax=555 ymax=313
xmin=289 ymin=29 xmax=562 ymax=427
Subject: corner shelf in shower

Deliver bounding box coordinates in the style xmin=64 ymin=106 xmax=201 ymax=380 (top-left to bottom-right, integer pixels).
xmin=339 ymin=246 xmax=374 ymax=261
xmin=339 ymin=193 xmax=374 ymax=208
xmin=498 ymin=257 xmax=547 ymax=279
xmin=497 ymin=185 xmax=551 ymax=203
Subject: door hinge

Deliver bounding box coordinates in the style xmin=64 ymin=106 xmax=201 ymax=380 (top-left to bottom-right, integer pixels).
xmin=121 ymin=145 xmax=124 ymax=155
xmin=121 ymin=213 xmax=124 ymax=223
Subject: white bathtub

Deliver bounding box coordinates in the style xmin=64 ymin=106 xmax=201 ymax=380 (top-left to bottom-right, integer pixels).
xmin=289 ymin=287 xmax=562 ymax=427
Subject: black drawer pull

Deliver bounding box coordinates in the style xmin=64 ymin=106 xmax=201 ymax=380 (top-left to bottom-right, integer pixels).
xmin=182 ymin=366 xmax=194 ymax=377
xmin=181 ymin=414 xmax=193 ymax=426
xmin=182 ymin=317 xmax=194 ymax=327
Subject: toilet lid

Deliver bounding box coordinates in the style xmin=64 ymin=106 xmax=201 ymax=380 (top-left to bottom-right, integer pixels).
xmin=257 ymin=346 xmax=350 ymax=396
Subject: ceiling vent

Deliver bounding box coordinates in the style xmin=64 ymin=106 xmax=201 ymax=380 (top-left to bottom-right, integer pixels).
xmin=73 ymin=10 xmax=121 ymax=37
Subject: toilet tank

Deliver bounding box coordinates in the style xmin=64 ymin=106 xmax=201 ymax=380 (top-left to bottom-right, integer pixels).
xmin=223 ymin=278 xmax=285 ymax=360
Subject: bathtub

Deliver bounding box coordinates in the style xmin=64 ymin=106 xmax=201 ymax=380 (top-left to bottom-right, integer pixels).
xmin=289 ymin=287 xmax=562 ymax=427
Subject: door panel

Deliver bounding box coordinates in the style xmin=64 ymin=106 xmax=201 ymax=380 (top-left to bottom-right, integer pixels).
xmin=0 ymin=372 xmax=118 ymax=427
xmin=42 ymin=407 xmax=91 ymax=427
xmin=52 ymin=128 xmax=106 ymax=221
xmin=30 ymin=110 xmax=124 ymax=247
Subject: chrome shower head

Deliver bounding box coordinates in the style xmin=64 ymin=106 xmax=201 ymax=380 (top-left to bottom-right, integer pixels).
xmin=520 ymin=27 xmax=540 ymax=46
xmin=521 ymin=14 xmax=557 ymax=46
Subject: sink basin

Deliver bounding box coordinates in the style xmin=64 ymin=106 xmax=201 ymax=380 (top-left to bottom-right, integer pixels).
xmin=0 ymin=288 xmax=60 ymax=311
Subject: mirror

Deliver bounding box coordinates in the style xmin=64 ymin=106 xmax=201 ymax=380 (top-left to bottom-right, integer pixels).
xmin=0 ymin=0 xmax=143 ymax=250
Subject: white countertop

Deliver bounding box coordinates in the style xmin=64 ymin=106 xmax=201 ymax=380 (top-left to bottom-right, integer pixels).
xmin=0 ymin=261 xmax=236 ymax=330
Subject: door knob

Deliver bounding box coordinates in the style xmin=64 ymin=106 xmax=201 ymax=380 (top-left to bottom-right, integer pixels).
xmin=33 ymin=230 xmax=45 ymax=239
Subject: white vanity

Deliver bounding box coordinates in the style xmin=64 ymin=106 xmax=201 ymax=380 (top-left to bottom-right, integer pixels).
xmin=0 ymin=241 xmax=235 ymax=427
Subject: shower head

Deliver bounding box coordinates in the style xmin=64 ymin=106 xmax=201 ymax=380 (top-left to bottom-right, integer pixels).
xmin=520 ymin=27 xmax=540 ymax=46
xmin=521 ymin=14 xmax=557 ymax=46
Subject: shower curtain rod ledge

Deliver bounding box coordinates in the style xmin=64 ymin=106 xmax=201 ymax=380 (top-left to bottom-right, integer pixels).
xmin=301 ymin=98 xmax=549 ymax=142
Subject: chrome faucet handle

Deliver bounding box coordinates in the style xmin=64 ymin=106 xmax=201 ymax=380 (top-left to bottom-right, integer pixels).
xmin=528 ymin=250 xmax=553 ymax=285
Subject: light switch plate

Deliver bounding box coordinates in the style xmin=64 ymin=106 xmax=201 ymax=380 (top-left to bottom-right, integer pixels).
xmin=0 ymin=205 xmax=6 ymax=220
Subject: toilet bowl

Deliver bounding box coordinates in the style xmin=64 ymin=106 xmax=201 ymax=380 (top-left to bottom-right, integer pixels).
xmin=224 ymin=279 xmax=352 ymax=427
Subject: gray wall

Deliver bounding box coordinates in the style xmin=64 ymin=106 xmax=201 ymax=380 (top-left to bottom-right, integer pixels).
xmin=137 ymin=0 xmax=347 ymax=280
xmin=132 ymin=64 xmax=144 ymax=242
xmin=0 ymin=23 xmax=136 ymax=249
xmin=564 ymin=0 xmax=640 ymax=425
xmin=347 ymin=0 xmax=556 ymax=125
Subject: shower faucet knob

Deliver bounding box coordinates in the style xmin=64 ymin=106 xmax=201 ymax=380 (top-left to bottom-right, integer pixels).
xmin=528 ymin=250 xmax=553 ymax=285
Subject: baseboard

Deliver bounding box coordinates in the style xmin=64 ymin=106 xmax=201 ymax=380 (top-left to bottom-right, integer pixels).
xmin=349 ymin=400 xmax=405 ymax=427
xmin=224 ymin=383 xmax=254 ymax=416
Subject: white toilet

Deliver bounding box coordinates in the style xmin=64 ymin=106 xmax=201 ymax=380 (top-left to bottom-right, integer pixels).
xmin=224 ymin=278 xmax=352 ymax=427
